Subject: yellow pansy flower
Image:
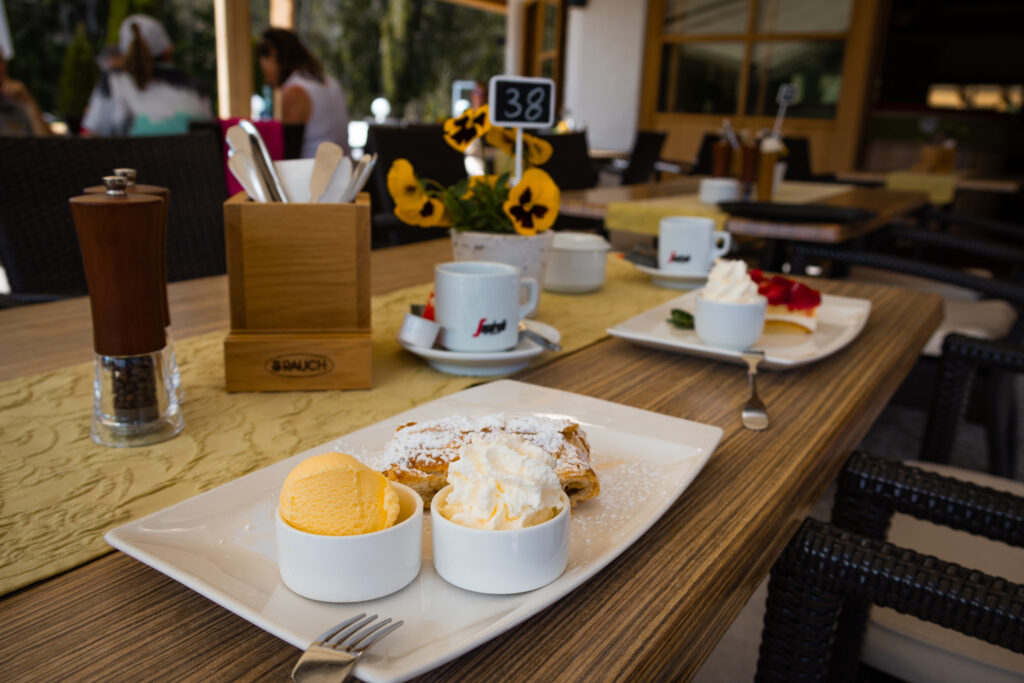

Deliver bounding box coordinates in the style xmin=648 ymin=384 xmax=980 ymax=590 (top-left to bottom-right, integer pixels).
xmin=395 ymin=196 xmax=451 ymax=228
xmin=484 ymin=126 xmax=516 ymax=155
xmin=387 ymin=159 xmax=424 ymax=211
xmin=503 ymin=168 xmax=560 ymax=235
xmin=523 ymin=135 xmax=553 ymax=165
xmin=443 ymin=105 xmax=492 ymax=153
xmin=483 ymin=128 xmax=552 ymax=165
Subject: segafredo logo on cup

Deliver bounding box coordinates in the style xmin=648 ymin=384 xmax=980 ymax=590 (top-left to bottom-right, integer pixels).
xmin=472 ymin=318 xmax=507 ymax=337
xmin=669 ymin=251 xmax=692 ymax=263
xmin=265 ymin=354 xmax=334 ymax=377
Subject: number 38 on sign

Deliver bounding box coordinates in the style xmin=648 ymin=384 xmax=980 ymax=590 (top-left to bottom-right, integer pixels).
xmin=488 ymin=75 xmax=556 ymax=129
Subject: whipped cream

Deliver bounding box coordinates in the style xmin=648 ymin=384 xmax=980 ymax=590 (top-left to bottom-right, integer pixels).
xmin=441 ymin=434 xmax=564 ymax=530
xmin=701 ymin=259 xmax=761 ymax=304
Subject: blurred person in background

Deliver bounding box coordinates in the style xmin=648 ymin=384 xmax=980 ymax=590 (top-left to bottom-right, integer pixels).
xmin=81 ymin=14 xmax=211 ymax=136
xmin=258 ymin=28 xmax=350 ymax=158
xmin=0 ymin=49 xmax=49 ymax=136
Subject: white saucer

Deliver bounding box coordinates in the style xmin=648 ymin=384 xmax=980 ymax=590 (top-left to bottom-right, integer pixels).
xmin=397 ymin=321 xmax=561 ymax=376
xmin=634 ymin=264 xmax=707 ymax=290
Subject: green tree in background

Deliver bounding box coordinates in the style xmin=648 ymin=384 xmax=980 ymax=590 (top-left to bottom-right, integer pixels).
xmin=297 ymin=0 xmax=505 ymax=121
xmin=56 ymin=22 xmax=98 ymax=118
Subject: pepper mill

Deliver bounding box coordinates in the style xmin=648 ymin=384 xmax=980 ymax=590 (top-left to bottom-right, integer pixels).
xmin=84 ymin=168 xmax=182 ymax=404
xmin=70 ymin=176 xmax=183 ymax=447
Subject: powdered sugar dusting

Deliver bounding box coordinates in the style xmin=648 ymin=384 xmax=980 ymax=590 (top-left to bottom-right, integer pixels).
xmin=567 ymin=457 xmax=675 ymax=564
xmin=381 ymin=414 xmax=589 ymax=471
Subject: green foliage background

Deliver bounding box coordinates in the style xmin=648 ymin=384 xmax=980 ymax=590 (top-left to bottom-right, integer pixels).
xmin=5 ymin=0 xmax=504 ymax=123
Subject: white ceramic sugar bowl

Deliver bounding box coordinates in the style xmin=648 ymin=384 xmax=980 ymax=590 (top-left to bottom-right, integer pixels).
xmin=543 ymin=232 xmax=611 ymax=294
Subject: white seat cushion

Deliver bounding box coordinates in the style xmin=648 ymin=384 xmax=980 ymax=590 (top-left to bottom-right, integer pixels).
xmin=862 ymin=461 xmax=1024 ymax=683
xmin=848 ymin=265 xmax=1016 ymax=356
xmin=921 ymin=298 xmax=1017 ymax=356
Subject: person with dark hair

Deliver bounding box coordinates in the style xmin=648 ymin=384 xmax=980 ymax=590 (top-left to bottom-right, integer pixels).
xmin=0 ymin=50 xmax=49 ymax=136
xmin=258 ymin=28 xmax=350 ymax=158
xmin=81 ymin=14 xmax=211 ymax=136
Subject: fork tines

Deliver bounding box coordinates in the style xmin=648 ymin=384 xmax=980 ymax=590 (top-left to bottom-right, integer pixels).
xmin=317 ymin=613 xmax=404 ymax=654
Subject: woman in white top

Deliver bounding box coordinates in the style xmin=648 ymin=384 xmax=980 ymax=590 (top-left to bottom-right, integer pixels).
xmin=82 ymin=15 xmax=212 ymax=136
xmin=257 ymin=29 xmax=350 ymax=158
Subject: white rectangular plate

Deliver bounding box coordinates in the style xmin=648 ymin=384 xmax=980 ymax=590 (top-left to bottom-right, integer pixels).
xmin=607 ymin=291 xmax=871 ymax=370
xmin=106 ymin=380 xmax=722 ymax=682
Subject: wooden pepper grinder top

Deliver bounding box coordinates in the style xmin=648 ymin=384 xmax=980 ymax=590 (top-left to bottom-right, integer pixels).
xmin=84 ymin=169 xmax=171 ymax=328
xmin=69 ymin=176 xmax=167 ymax=357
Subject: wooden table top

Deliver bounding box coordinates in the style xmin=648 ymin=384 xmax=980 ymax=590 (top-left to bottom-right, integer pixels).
xmin=560 ymin=179 xmax=928 ymax=244
xmin=0 ymin=239 xmax=943 ymax=681
xmin=560 ymin=177 xmax=704 ymax=218
xmin=835 ymin=169 xmax=1023 ymax=195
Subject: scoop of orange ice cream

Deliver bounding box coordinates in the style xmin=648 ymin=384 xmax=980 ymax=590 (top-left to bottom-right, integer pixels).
xmin=280 ymin=452 xmax=400 ymax=536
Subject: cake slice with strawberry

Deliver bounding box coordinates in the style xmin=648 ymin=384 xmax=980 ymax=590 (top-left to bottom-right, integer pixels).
xmin=749 ymin=270 xmax=821 ymax=333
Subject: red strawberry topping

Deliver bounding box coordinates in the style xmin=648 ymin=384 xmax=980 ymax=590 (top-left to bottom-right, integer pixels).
xmin=753 ymin=272 xmax=821 ymax=310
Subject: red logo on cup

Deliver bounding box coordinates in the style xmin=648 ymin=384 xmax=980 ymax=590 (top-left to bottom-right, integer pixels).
xmin=472 ymin=318 xmax=508 ymax=337
xmin=669 ymin=251 xmax=691 ymax=263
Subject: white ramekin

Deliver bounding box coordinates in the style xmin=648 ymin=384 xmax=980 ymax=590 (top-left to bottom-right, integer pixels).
xmin=694 ymin=294 xmax=767 ymax=350
xmin=276 ymin=481 xmax=423 ymax=602
xmin=543 ymin=232 xmax=611 ymax=294
xmin=430 ymin=484 xmax=570 ymax=594
xmin=398 ymin=312 xmax=441 ymax=348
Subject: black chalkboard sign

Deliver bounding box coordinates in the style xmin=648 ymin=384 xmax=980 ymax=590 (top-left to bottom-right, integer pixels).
xmin=488 ymin=76 xmax=555 ymax=128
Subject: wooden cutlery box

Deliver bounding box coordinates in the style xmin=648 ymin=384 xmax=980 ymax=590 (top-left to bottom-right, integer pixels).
xmin=222 ymin=192 xmax=372 ymax=391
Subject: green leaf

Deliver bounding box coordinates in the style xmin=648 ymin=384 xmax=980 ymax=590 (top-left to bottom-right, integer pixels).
xmin=667 ymin=309 xmax=695 ymax=329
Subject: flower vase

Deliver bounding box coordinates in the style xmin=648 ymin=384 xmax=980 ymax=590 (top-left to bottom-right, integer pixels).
xmin=450 ymin=229 xmax=554 ymax=285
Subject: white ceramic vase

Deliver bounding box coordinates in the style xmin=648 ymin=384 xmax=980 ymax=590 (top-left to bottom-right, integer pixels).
xmin=449 ymin=229 xmax=555 ymax=286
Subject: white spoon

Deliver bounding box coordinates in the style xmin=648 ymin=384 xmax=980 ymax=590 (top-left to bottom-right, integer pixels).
xmin=342 ymin=153 xmax=377 ymax=202
xmin=319 ymin=157 xmax=353 ymax=203
xmin=228 ymin=150 xmax=267 ymax=202
xmin=226 ymin=125 xmax=270 ymax=201
xmin=309 ymin=142 xmax=344 ymax=203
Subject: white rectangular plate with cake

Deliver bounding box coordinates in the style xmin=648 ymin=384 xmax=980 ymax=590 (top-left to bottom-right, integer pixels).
xmin=105 ymin=380 xmax=722 ymax=683
xmin=607 ymin=291 xmax=871 ymax=370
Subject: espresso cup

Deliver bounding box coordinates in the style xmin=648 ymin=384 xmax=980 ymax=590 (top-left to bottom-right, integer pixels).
xmin=658 ymin=216 xmax=732 ymax=276
xmin=435 ymin=261 xmax=539 ymax=352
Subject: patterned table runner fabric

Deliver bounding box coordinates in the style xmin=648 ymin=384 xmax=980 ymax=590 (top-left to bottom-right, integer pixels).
xmin=605 ymin=181 xmax=853 ymax=236
xmin=0 ymin=255 xmax=683 ymax=595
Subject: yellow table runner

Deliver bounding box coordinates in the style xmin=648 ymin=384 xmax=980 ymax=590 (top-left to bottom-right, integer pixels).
xmin=605 ymin=181 xmax=854 ymax=236
xmin=0 ymin=255 xmax=684 ymax=596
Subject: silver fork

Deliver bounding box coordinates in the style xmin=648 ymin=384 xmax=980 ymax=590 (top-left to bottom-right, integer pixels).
xmin=741 ymin=351 xmax=769 ymax=431
xmin=292 ymin=613 xmax=403 ymax=683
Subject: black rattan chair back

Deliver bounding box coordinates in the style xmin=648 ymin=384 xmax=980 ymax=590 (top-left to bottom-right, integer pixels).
xmin=363 ymin=124 xmax=465 ymax=247
xmin=0 ymin=132 xmax=228 ymax=298
xmin=756 ymin=453 xmax=1024 ymax=682
xmin=534 ymin=131 xmax=598 ymax=191
xmin=621 ymin=130 xmax=667 ymax=185
xmin=365 ymin=124 xmax=466 ymax=215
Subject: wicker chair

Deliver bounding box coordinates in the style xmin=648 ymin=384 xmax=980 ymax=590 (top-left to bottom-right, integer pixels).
xmin=792 ymin=242 xmax=1024 ymax=477
xmin=620 ymin=130 xmax=667 ymax=185
xmin=534 ymin=131 xmax=599 ymax=191
xmin=0 ymin=132 xmax=227 ymax=305
xmin=756 ymin=453 xmax=1024 ymax=682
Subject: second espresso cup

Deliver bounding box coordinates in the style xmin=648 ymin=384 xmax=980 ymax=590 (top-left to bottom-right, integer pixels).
xmin=435 ymin=261 xmax=539 ymax=352
xmin=658 ymin=216 xmax=732 ymax=276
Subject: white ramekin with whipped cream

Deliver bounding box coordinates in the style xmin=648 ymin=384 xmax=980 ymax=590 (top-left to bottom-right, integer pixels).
xmin=695 ymin=259 xmax=766 ymax=350
xmin=430 ymin=434 xmax=570 ymax=594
